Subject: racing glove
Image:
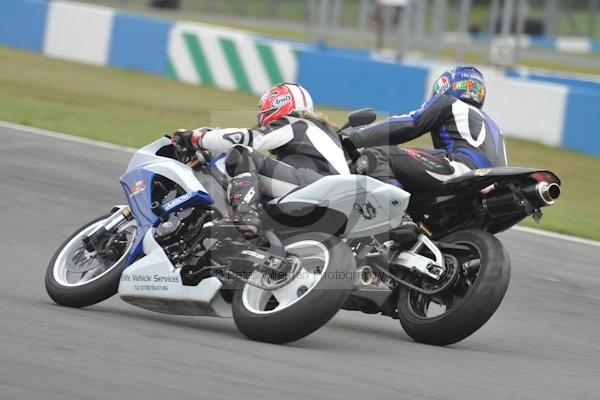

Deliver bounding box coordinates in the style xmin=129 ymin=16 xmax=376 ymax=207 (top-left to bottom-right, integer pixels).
xmin=171 ymin=127 xmax=212 ymax=153
xmin=339 ymin=126 xmax=361 ymax=163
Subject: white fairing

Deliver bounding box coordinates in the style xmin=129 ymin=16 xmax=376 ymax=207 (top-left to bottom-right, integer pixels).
xmin=278 ymin=175 xmax=410 ymax=239
xmin=127 ymin=137 xmax=208 ymax=193
xmin=118 ymin=228 xmax=232 ymax=317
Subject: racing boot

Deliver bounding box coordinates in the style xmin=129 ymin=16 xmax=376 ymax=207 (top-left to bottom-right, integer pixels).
xmin=225 ymin=172 xmax=262 ymax=238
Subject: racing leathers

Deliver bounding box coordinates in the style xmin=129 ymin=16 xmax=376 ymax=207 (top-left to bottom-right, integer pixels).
xmin=347 ymin=94 xmax=507 ymax=192
xmin=179 ymin=114 xmax=349 ymax=231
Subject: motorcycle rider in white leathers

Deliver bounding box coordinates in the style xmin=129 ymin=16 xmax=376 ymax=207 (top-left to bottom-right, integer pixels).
xmin=171 ymin=83 xmax=349 ymax=234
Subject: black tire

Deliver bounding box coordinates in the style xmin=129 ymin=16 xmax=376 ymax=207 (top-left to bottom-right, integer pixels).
xmin=397 ymin=229 xmax=511 ymax=346
xmin=45 ymin=214 xmax=133 ymax=308
xmin=232 ymin=232 xmax=355 ymax=344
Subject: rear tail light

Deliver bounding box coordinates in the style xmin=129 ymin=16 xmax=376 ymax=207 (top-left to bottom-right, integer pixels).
xmin=530 ymin=172 xmax=560 ymax=185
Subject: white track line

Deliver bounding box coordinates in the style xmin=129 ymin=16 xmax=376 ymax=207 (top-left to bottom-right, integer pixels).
xmin=511 ymin=226 xmax=600 ymax=248
xmin=0 ymin=121 xmax=136 ymax=153
xmin=2 ymin=120 xmax=599 ymax=248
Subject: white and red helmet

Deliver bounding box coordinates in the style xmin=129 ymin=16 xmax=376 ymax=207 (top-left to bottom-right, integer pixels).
xmin=257 ymin=83 xmax=314 ymax=126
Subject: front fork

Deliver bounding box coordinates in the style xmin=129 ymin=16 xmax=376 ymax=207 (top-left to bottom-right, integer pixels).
xmin=82 ymin=206 xmax=134 ymax=252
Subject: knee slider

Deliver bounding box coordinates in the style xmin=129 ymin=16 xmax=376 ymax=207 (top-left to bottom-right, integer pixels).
xmin=225 ymin=145 xmax=252 ymax=177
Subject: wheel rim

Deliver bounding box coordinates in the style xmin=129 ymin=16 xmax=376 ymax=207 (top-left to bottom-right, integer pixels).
xmin=407 ymin=240 xmax=482 ymax=319
xmin=241 ymin=240 xmax=330 ymax=315
xmin=53 ymin=220 xmax=137 ymax=287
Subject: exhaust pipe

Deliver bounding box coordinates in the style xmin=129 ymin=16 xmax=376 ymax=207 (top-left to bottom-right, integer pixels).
xmin=536 ymin=182 xmax=561 ymax=205
xmin=355 ymin=266 xmax=375 ymax=288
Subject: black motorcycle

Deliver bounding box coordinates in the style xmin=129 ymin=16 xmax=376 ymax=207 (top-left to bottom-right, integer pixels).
xmin=340 ymin=109 xmax=561 ymax=345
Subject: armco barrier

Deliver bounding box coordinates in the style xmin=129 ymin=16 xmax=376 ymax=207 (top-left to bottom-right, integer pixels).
xmin=508 ymin=68 xmax=600 ymax=96
xmin=563 ymin=89 xmax=600 ymax=154
xmin=472 ymin=34 xmax=600 ymax=54
xmin=0 ymin=0 xmax=48 ymax=52
xmin=298 ymin=48 xmax=429 ymax=112
xmin=109 ymin=13 xmax=173 ymax=75
xmin=167 ymin=23 xmax=298 ymax=94
xmin=44 ymin=1 xmax=113 ymax=66
xmin=0 ymin=0 xmax=598 ymax=158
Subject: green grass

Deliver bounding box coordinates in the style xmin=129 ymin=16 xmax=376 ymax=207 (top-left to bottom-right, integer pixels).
xmin=0 ymin=45 xmax=598 ymax=239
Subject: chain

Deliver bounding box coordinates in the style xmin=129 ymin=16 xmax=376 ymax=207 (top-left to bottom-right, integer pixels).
xmin=371 ymin=254 xmax=460 ymax=295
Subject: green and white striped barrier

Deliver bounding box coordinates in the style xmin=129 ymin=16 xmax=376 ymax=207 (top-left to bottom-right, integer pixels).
xmin=168 ymin=23 xmax=298 ymax=94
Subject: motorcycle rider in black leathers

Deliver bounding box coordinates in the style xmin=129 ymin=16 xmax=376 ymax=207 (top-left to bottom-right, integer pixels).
xmin=171 ymin=83 xmax=349 ymax=236
xmin=344 ymin=66 xmax=507 ymax=192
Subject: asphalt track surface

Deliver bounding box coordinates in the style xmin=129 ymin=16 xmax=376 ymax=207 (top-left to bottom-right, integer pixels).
xmin=1 ymin=126 xmax=599 ymax=400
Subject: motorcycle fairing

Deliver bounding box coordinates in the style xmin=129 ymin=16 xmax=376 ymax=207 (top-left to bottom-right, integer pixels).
xmin=276 ymin=175 xmax=411 ymax=239
xmin=444 ymin=167 xmax=561 ymax=190
xmin=117 ymin=229 xmax=232 ymax=317
xmin=119 ymin=138 xmax=215 ymax=267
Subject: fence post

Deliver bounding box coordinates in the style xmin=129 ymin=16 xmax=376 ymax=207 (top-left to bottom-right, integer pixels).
xmin=515 ymin=0 xmax=528 ymax=63
xmin=457 ymin=0 xmax=472 ymax=61
xmin=357 ymin=0 xmax=370 ymax=46
xmin=430 ymin=0 xmax=447 ymax=56
xmin=332 ymin=0 xmax=344 ymax=28
xmin=545 ymin=0 xmax=559 ymax=37
xmin=318 ymin=0 xmax=331 ymax=45
xmin=500 ymin=0 xmax=515 ymax=36
xmin=396 ymin=0 xmax=413 ymax=60
xmin=306 ymin=0 xmax=318 ymax=42
xmin=488 ymin=0 xmax=500 ymax=37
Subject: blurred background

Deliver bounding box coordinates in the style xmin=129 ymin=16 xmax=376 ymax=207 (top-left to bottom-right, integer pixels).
xmin=0 ymin=0 xmax=598 ymax=239
xmin=79 ymin=0 xmax=600 ymax=70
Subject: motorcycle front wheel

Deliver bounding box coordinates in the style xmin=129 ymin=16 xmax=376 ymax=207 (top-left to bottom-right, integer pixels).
xmin=45 ymin=214 xmax=137 ymax=308
xmin=232 ymin=232 xmax=355 ymax=344
xmin=397 ymin=229 xmax=511 ymax=346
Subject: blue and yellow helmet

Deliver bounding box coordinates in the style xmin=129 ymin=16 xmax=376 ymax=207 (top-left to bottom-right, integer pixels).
xmin=431 ymin=66 xmax=486 ymax=108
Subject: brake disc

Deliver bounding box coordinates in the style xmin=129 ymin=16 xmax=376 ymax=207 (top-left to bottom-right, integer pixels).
xmin=66 ymin=246 xmax=106 ymax=273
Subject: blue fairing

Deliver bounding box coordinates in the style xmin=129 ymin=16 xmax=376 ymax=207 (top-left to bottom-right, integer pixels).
xmin=161 ymin=190 xmax=214 ymax=216
xmin=120 ymin=168 xmax=159 ymax=266
xmin=120 ymin=167 xmax=214 ymax=267
xmin=121 ymin=168 xmax=160 ymax=228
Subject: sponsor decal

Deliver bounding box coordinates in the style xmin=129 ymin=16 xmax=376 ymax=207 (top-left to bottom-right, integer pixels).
xmin=223 ymin=132 xmax=244 ymax=145
xmin=129 ymin=180 xmax=146 ymax=197
xmin=272 ymin=94 xmax=292 ymax=108
xmin=458 ymin=72 xmax=483 ymax=80
xmin=241 ymin=249 xmax=266 ymax=260
xmin=164 ymin=192 xmax=192 ymax=209
xmin=405 ymin=149 xmax=448 ymax=172
xmin=243 ymin=187 xmax=256 ymax=203
xmin=120 ymin=273 xmax=180 ymax=283
xmin=153 ymin=274 xmax=180 ymax=283
xmin=452 ymin=79 xmax=485 ymax=103
xmin=474 ymin=168 xmax=491 ymax=176
xmin=353 ymin=202 xmax=377 ymax=220
xmin=134 ymin=285 xmax=169 ymax=291
xmin=434 ymin=76 xmax=450 ymax=94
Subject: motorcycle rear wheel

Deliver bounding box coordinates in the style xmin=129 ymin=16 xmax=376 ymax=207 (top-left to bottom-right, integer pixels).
xmin=45 ymin=214 xmax=137 ymax=308
xmin=232 ymin=232 xmax=355 ymax=344
xmin=397 ymin=229 xmax=511 ymax=346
